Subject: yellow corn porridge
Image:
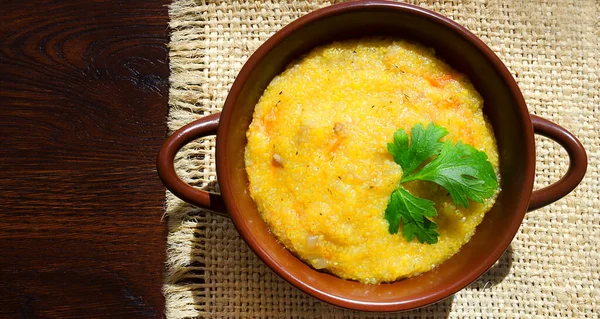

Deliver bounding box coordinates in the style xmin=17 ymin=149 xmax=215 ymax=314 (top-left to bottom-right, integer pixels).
xmin=244 ymin=38 xmax=500 ymax=284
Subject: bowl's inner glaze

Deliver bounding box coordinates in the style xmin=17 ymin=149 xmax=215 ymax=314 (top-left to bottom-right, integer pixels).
xmin=217 ymin=3 xmax=533 ymax=310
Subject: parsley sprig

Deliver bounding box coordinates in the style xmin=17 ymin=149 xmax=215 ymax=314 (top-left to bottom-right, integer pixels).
xmin=386 ymin=123 xmax=498 ymax=244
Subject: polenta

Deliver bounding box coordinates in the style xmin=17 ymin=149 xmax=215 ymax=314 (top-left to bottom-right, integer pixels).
xmin=244 ymin=38 xmax=500 ymax=284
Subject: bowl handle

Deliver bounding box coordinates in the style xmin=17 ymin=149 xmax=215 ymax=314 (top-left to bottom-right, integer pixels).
xmin=157 ymin=112 xmax=227 ymax=216
xmin=527 ymin=114 xmax=587 ymax=211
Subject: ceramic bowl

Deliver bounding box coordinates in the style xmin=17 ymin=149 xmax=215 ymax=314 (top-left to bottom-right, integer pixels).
xmin=157 ymin=1 xmax=587 ymax=311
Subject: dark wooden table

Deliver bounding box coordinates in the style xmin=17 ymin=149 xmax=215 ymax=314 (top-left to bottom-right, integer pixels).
xmin=1 ymin=1 xmax=170 ymax=317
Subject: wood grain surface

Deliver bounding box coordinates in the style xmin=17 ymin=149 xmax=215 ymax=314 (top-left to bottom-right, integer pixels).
xmin=0 ymin=1 xmax=170 ymax=317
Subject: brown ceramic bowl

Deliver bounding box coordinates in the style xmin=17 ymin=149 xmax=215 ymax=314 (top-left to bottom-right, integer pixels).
xmin=157 ymin=1 xmax=587 ymax=312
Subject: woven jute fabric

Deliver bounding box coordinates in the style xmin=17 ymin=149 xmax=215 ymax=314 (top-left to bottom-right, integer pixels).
xmin=164 ymin=1 xmax=599 ymax=317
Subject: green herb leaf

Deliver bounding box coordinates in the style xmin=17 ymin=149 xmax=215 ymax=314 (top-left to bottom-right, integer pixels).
xmin=387 ymin=123 xmax=448 ymax=177
xmin=385 ymin=123 xmax=499 ymax=244
xmin=402 ymin=141 xmax=498 ymax=208
xmin=385 ymin=188 xmax=439 ymax=244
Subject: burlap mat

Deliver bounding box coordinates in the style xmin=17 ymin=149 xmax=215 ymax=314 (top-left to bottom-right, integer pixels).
xmin=164 ymin=1 xmax=599 ymax=317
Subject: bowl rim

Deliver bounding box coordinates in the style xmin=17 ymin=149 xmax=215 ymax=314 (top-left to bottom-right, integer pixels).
xmin=216 ymin=0 xmax=534 ymax=312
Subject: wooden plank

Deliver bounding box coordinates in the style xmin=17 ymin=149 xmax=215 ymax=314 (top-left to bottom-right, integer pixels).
xmin=0 ymin=0 xmax=170 ymax=317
